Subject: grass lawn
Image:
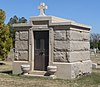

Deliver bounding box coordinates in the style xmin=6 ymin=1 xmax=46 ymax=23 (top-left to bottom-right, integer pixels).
xmin=91 ymin=53 xmax=100 ymax=64
xmin=0 ymin=52 xmax=100 ymax=87
xmin=0 ymin=72 xmax=100 ymax=87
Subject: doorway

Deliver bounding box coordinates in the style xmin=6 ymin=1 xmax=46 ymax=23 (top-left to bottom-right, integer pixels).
xmin=34 ymin=31 xmax=49 ymax=71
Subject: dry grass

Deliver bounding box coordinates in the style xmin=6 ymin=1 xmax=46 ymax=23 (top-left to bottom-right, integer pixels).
xmin=0 ymin=61 xmax=12 ymax=71
xmin=91 ymin=53 xmax=100 ymax=64
xmin=0 ymin=54 xmax=100 ymax=87
xmin=0 ymin=71 xmax=100 ymax=87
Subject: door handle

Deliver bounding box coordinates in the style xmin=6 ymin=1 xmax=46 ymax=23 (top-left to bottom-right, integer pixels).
xmin=41 ymin=52 xmax=44 ymax=55
xmin=39 ymin=51 xmax=44 ymax=55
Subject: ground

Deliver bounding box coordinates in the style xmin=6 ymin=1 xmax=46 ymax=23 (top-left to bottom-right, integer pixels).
xmin=91 ymin=52 xmax=100 ymax=64
xmin=0 ymin=53 xmax=100 ymax=87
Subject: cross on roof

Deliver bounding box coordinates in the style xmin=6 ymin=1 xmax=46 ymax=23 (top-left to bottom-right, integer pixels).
xmin=38 ymin=2 xmax=48 ymax=16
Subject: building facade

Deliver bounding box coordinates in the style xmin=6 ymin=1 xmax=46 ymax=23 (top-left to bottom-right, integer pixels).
xmin=13 ymin=3 xmax=92 ymax=79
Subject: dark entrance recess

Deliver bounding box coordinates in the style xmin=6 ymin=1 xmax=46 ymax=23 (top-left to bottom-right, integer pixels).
xmin=34 ymin=31 xmax=49 ymax=71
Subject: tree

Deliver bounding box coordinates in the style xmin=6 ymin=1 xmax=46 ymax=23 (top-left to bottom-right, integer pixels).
xmin=8 ymin=15 xmax=27 ymax=25
xmin=8 ymin=15 xmax=27 ymax=48
xmin=98 ymin=40 xmax=100 ymax=50
xmin=19 ymin=17 xmax=27 ymax=23
xmin=8 ymin=15 xmax=18 ymax=25
xmin=0 ymin=9 xmax=12 ymax=60
xmin=90 ymin=33 xmax=100 ymax=49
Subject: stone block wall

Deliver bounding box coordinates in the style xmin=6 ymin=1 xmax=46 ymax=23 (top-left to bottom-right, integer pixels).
xmin=71 ymin=60 xmax=92 ymax=79
xmin=54 ymin=30 xmax=70 ymax=62
xmin=54 ymin=29 xmax=90 ymax=63
xmin=68 ymin=29 xmax=90 ymax=62
xmin=53 ymin=60 xmax=92 ymax=79
xmin=68 ymin=30 xmax=90 ymax=41
xmin=15 ymin=31 xmax=29 ymax=61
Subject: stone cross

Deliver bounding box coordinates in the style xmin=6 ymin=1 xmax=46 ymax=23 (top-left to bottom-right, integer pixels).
xmin=38 ymin=2 xmax=48 ymax=16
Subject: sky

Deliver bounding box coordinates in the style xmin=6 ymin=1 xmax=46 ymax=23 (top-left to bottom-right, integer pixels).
xmin=0 ymin=0 xmax=100 ymax=33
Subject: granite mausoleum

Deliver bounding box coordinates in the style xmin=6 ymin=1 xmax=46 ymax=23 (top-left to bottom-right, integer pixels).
xmin=13 ymin=2 xmax=92 ymax=79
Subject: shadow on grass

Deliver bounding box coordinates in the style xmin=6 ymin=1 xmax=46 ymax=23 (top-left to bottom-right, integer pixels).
xmin=0 ymin=62 xmax=6 ymax=65
xmin=0 ymin=70 xmax=12 ymax=74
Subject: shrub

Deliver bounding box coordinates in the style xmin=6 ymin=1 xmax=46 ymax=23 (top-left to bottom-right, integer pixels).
xmin=0 ymin=9 xmax=12 ymax=60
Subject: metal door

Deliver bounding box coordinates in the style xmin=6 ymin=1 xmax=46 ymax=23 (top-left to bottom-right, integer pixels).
xmin=34 ymin=31 xmax=49 ymax=71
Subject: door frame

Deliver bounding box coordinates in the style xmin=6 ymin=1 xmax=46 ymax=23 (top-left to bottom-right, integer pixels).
xmin=29 ymin=27 xmax=54 ymax=71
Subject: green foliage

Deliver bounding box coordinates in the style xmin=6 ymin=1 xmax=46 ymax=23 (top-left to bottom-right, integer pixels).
xmin=0 ymin=9 xmax=12 ymax=60
xmin=19 ymin=17 xmax=27 ymax=23
xmin=8 ymin=15 xmax=27 ymax=25
xmin=98 ymin=40 xmax=100 ymax=50
xmin=0 ymin=9 xmax=5 ymax=23
xmin=90 ymin=33 xmax=100 ymax=49
xmin=8 ymin=15 xmax=27 ymax=48
xmin=8 ymin=24 xmax=15 ymax=48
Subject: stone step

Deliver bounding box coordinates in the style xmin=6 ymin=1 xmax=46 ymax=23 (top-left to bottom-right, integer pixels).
xmin=24 ymin=74 xmax=55 ymax=79
xmin=29 ymin=70 xmax=46 ymax=75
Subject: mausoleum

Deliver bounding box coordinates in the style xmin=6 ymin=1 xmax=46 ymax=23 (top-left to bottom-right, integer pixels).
xmin=13 ymin=2 xmax=92 ymax=79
